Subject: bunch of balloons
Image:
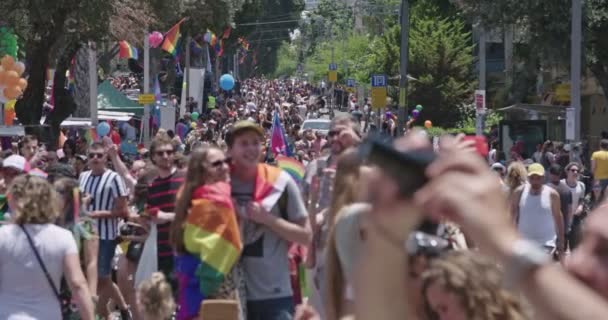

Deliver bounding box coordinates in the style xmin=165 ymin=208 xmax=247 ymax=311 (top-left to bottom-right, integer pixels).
xmin=0 ymin=55 xmax=27 ymax=103
xmin=411 ymin=104 xmax=423 ymax=120
xmin=149 ymin=31 xmax=164 ymax=48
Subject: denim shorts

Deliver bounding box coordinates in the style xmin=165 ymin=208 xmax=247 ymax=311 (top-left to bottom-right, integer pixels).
xmin=98 ymin=239 xmax=118 ymax=277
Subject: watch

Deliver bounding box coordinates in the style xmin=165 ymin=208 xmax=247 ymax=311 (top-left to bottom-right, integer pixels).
xmin=503 ymin=239 xmax=551 ymax=289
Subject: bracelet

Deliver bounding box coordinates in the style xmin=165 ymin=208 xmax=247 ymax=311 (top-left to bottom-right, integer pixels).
xmin=503 ymin=239 xmax=551 ymax=289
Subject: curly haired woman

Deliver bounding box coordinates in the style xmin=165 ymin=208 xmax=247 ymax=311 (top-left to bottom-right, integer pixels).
xmin=422 ymin=251 xmax=529 ymax=320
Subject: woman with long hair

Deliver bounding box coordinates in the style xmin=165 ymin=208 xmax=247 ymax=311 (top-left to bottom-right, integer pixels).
xmin=0 ymin=175 xmax=95 ymax=320
xmin=422 ymin=251 xmax=529 ymax=320
xmin=324 ymin=148 xmax=372 ymax=320
xmin=53 ymin=178 xmax=100 ymax=304
xmin=505 ymin=161 xmax=528 ymax=197
xmin=171 ymin=147 xmax=243 ymax=320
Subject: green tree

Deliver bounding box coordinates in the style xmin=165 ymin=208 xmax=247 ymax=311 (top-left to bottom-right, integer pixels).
xmin=367 ymin=2 xmax=476 ymax=127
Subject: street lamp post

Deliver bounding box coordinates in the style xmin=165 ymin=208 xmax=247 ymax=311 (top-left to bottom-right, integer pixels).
xmin=397 ymin=0 xmax=410 ymax=135
xmin=571 ymin=0 xmax=582 ymax=141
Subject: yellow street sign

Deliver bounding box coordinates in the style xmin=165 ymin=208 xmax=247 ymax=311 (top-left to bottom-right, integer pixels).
xmin=328 ymin=71 xmax=337 ymax=83
xmin=371 ymin=87 xmax=387 ymax=109
xmin=138 ymin=94 xmax=155 ymax=105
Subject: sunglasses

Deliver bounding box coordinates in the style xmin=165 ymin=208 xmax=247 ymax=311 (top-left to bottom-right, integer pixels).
xmin=155 ymin=150 xmax=175 ymax=157
xmin=406 ymin=231 xmax=450 ymax=257
xmin=568 ymin=169 xmax=579 ymax=173
xmin=210 ymin=157 xmax=231 ymax=168
xmin=328 ymin=129 xmax=342 ymax=137
xmin=88 ymin=153 xmax=104 ymax=159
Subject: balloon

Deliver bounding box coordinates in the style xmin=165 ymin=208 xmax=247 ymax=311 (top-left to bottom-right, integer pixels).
xmin=191 ymin=112 xmax=199 ymax=121
xmin=416 ymin=104 xmax=423 ymax=111
xmin=96 ymin=122 xmax=111 ymax=137
xmin=4 ymin=99 xmax=15 ymax=110
xmin=3 ymin=86 xmax=22 ymax=100
xmin=17 ymin=78 xmax=27 ymax=91
xmin=219 ymin=74 xmax=235 ymax=91
xmin=12 ymin=61 xmax=25 ymax=76
xmin=424 ymin=120 xmax=432 ymax=129
xmin=5 ymin=70 xmax=19 ymax=86
xmin=191 ymin=122 xmax=197 ymax=129
xmin=1 ymin=55 xmax=15 ymax=70
xmin=412 ymin=109 xmax=420 ymax=118
xmin=149 ymin=31 xmax=164 ymax=48
xmin=4 ymin=107 xmax=15 ymax=125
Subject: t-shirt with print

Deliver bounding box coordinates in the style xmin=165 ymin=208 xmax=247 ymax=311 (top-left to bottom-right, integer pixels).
xmin=231 ymin=175 xmax=308 ymax=301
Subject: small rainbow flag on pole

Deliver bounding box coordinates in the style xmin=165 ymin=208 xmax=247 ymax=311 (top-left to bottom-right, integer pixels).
xmin=162 ymin=18 xmax=186 ymax=56
xmin=118 ymin=41 xmax=138 ymax=59
xmin=84 ymin=128 xmax=98 ymax=145
xmin=276 ymin=155 xmax=305 ymax=181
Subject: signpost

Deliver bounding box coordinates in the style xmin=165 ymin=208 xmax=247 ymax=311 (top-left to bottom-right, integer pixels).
xmin=346 ymin=78 xmax=356 ymax=93
xmin=138 ymin=93 xmax=155 ymax=105
xmin=475 ymin=89 xmax=486 ymax=136
xmin=328 ymin=63 xmax=338 ymax=83
xmin=371 ymin=74 xmax=387 ymax=109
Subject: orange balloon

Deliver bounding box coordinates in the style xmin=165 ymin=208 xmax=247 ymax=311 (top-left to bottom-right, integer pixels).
xmin=424 ymin=120 xmax=432 ymax=129
xmin=4 ymin=86 xmax=22 ymax=100
xmin=17 ymin=78 xmax=27 ymax=90
xmin=1 ymin=55 xmax=15 ymax=70
xmin=4 ymin=107 xmax=16 ymax=125
xmin=5 ymin=70 xmax=19 ymax=86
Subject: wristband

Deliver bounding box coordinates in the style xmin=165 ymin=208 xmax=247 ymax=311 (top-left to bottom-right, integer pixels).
xmin=503 ymin=239 xmax=551 ymax=289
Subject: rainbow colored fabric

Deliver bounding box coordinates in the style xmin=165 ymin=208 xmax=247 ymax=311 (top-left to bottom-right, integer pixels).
xmin=162 ymin=18 xmax=185 ymax=55
xmin=276 ymin=156 xmax=305 ymax=181
xmin=252 ymin=163 xmax=293 ymax=211
xmin=175 ymin=182 xmax=242 ymax=320
xmin=118 ymin=41 xmax=138 ymax=59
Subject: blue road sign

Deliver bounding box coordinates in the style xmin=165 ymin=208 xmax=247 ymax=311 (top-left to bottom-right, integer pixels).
xmin=347 ymin=78 xmax=356 ymax=87
xmin=371 ymin=74 xmax=387 ymax=87
xmin=329 ymin=63 xmax=338 ymax=71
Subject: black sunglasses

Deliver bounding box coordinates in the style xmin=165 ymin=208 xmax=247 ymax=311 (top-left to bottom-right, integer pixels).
xmin=328 ymin=129 xmax=342 ymax=137
xmin=568 ymin=169 xmax=579 ymax=173
xmin=88 ymin=153 xmax=104 ymax=159
xmin=155 ymin=150 xmax=175 ymax=157
xmin=210 ymin=157 xmax=231 ymax=168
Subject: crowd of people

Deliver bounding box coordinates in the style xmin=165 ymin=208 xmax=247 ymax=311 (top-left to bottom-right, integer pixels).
xmin=0 ymin=77 xmax=607 ymax=320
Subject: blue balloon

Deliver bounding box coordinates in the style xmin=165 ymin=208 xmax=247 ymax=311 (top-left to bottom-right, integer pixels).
xmin=219 ymin=74 xmax=235 ymax=91
xmin=97 ymin=122 xmax=111 ymax=137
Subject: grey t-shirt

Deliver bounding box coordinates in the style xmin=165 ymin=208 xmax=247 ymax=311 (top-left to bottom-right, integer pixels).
xmin=231 ymin=175 xmax=308 ymax=301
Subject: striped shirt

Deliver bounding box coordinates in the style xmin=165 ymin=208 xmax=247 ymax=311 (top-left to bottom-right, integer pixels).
xmin=146 ymin=170 xmax=185 ymax=258
xmin=79 ymin=170 xmax=128 ymax=240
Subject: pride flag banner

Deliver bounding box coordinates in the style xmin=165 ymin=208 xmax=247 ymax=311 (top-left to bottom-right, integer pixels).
xmin=270 ymin=111 xmax=293 ymax=157
xmin=175 ymin=182 xmax=242 ymax=320
xmin=276 ymin=155 xmax=305 ymax=181
xmin=162 ymin=18 xmax=185 ymax=55
xmin=118 ymin=41 xmax=138 ymax=59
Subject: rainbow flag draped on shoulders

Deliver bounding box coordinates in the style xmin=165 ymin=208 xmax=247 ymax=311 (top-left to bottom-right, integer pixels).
xmin=253 ymin=163 xmax=294 ymax=211
xmin=175 ymin=182 xmax=242 ymax=320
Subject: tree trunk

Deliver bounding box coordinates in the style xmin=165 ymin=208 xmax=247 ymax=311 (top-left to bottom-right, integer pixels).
xmin=73 ymin=47 xmax=91 ymax=118
xmin=589 ymin=62 xmax=608 ymax=100
xmin=99 ymin=43 xmax=119 ymax=77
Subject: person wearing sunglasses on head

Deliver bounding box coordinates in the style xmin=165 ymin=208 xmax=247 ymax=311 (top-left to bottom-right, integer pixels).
xmin=78 ymin=142 xmax=132 ymax=319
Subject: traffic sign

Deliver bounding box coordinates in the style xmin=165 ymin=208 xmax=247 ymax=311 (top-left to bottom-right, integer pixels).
xmin=346 ymin=78 xmax=356 ymax=87
xmin=371 ymin=74 xmax=387 ymax=87
xmin=474 ymin=90 xmax=486 ymax=114
xmin=329 ymin=63 xmax=338 ymax=71
xmin=328 ymin=71 xmax=338 ymax=83
xmin=138 ymin=94 xmax=155 ymax=105
xmin=371 ymin=74 xmax=387 ymax=109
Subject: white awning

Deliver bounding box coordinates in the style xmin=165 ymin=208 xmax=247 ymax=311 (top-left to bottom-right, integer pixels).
xmin=0 ymin=125 xmax=25 ymax=137
xmin=62 ymin=110 xmax=136 ymax=127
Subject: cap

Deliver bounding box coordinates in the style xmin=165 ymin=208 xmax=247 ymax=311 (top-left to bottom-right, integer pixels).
xmin=3 ymin=155 xmax=30 ymax=173
xmin=527 ymin=163 xmax=545 ymax=177
xmin=491 ymin=163 xmax=506 ymax=171
xmin=226 ymin=121 xmax=264 ymax=146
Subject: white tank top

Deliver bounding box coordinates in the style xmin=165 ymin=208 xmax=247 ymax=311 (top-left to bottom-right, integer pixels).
xmin=518 ymin=184 xmax=556 ymax=247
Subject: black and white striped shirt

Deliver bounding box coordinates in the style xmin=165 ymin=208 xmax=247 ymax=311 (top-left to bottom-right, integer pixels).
xmin=79 ymin=170 xmax=128 ymax=240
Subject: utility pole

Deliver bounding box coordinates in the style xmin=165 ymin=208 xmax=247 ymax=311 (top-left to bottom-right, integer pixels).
xmin=142 ymin=31 xmax=150 ymax=144
xmin=397 ymin=0 xmax=410 ymax=135
xmin=331 ymin=45 xmax=335 ymax=113
xmin=89 ymin=41 xmax=98 ymax=126
xmin=571 ymin=0 xmax=582 ymax=141
xmin=476 ymin=26 xmax=487 ymax=136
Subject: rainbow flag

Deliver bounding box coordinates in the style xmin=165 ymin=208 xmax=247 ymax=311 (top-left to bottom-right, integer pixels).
xmin=175 ymin=182 xmax=241 ymax=320
xmin=270 ymin=111 xmax=293 ymax=157
xmin=118 ymin=41 xmax=138 ymax=59
xmin=162 ymin=18 xmax=185 ymax=55
xmin=215 ymin=39 xmax=224 ymax=57
xmin=84 ymin=128 xmax=98 ymax=145
xmin=276 ymin=156 xmax=305 ymax=181
xmin=251 ymin=163 xmax=294 ymax=211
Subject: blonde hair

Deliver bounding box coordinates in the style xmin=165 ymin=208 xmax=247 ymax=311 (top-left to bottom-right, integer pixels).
xmin=422 ymin=251 xmax=529 ymax=320
xmin=505 ymin=162 xmax=527 ymax=193
xmin=324 ymin=148 xmax=364 ymax=320
xmin=9 ymin=175 xmax=60 ymax=225
xmin=137 ymin=272 xmax=175 ymax=319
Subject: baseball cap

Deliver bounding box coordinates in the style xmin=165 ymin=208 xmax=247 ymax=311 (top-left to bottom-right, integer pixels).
xmin=527 ymin=163 xmax=545 ymax=177
xmin=226 ymin=121 xmax=265 ymax=146
xmin=3 ymin=155 xmax=30 ymax=173
xmin=491 ymin=162 xmax=506 ymax=171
